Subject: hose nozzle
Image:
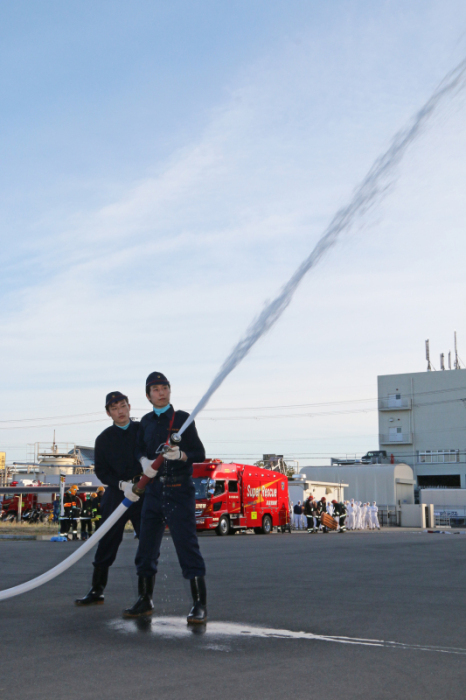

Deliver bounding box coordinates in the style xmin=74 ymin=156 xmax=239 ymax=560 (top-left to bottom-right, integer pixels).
xmin=132 ymin=433 xmax=183 ymax=496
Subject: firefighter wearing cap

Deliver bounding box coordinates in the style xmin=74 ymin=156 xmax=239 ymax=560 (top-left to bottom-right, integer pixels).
xmin=303 ymin=494 xmax=315 ymax=533
xmin=92 ymin=487 xmax=105 ymax=529
xmin=75 ymin=391 xmax=142 ymax=606
xmin=316 ymin=496 xmax=328 ymax=532
xmin=80 ymin=494 xmax=93 ymax=540
xmin=123 ymin=371 xmax=207 ymax=624
xmin=60 ymin=485 xmax=82 ymax=540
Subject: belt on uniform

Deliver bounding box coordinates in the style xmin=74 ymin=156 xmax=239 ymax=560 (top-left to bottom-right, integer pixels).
xmin=156 ymin=475 xmax=191 ymax=485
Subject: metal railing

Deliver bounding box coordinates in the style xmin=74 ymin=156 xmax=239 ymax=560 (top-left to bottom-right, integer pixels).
xmin=379 ymin=398 xmax=412 ymax=410
xmin=379 ymin=432 xmax=413 ymax=445
xmin=377 ymin=507 xmax=400 ymax=527
xmin=434 ymin=514 xmax=451 ymax=528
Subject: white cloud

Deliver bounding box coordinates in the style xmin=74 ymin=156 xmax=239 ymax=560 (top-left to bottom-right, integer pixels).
xmin=3 ymin=6 xmax=466 ymax=463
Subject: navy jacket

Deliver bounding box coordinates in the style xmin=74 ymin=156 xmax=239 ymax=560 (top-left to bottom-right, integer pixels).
xmin=136 ymin=405 xmax=205 ymax=478
xmin=94 ymin=420 xmax=142 ymax=490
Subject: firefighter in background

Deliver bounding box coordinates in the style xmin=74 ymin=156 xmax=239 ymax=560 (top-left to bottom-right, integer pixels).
xmin=80 ymin=494 xmax=93 ymax=540
xmin=332 ymin=500 xmax=347 ymax=532
xmin=52 ymin=495 xmax=60 ymax=523
xmin=91 ymin=487 xmax=105 ymax=529
xmin=304 ymin=495 xmax=315 ymax=533
xmin=59 ymin=485 xmax=82 ymax=540
xmin=320 ymin=496 xmax=328 ymax=532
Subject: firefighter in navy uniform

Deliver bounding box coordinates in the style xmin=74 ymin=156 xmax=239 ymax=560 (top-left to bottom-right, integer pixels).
xmin=75 ymin=391 xmax=142 ymax=606
xmin=92 ymin=486 xmax=104 ymax=529
xmin=318 ymin=497 xmax=328 ymax=532
xmin=334 ymin=500 xmax=347 ymax=532
xmin=123 ymin=372 xmax=207 ymax=624
xmin=80 ymin=494 xmax=93 ymax=540
xmin=304 ymin=495 xmax=315 ymax=533
xmin=60 ymin=485 xmax=81 ymax=540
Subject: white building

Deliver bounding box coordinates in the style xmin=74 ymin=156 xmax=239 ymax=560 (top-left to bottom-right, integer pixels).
xmin=299 ymin=463 xmax=415 ymax=507
xmin=288 ymin=475 xmax=347 ymax=506
xmin=378 ymin=367 xmax=466 ymax=489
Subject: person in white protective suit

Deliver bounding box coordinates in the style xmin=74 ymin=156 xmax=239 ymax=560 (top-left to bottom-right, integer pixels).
xmin=360 ymin=502 xmax=367 ymax=530
xmin=327 ymin=501 xmax=334 ymax=517
xmin=365 ymin=503 xmax=372 ymax=529
xmin=358 ymin=501 xmax=364 ymax=529
xmin=370 ymin=501 xmax=380 ymax=530
xmin=347 ymin=500 xmax=354 ymax=530
xmin=354 ymin=501 xmax=361 ymax=529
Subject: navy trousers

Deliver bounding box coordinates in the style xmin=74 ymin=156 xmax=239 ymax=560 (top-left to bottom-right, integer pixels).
xmin=93 ymin=487 xmax=143 ymax=569
xmin=135 ymin=478 xmax=206 ymax=579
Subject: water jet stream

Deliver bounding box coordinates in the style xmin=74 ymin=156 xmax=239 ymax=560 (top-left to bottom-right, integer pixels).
xmin=177 ymin=58 xmax=466 ymax=436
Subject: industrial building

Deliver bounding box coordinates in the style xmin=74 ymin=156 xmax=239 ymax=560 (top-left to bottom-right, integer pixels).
xmin=299 ymin=463 xmax=415 ymax=508
xmin=377 ymin=365 xmax=466 ymax=489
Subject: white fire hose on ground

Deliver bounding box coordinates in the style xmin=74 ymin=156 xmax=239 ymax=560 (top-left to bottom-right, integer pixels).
xmin=0 ymin=500 xmax=130 ymax=602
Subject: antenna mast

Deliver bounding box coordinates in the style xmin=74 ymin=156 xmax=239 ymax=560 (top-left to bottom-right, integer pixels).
xmin=454 ymin=331 xmax=460 ymax=369
xmin=426 ymin=340 xmax=432 ymax=371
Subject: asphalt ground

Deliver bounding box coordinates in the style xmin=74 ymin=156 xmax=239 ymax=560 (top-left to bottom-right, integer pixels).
xmin=1 ymin=530 xmax=465 ymax=700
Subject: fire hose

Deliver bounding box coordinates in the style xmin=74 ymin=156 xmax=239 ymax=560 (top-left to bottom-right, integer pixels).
xmin=0 ymin=436 xmax=180 ymax=602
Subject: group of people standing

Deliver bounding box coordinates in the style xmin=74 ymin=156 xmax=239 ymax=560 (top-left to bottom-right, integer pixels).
xmin=293 ymin=496 xmax=347 ymax=533
xmin=345 ymin=500 xmax=380 ymax=530
xmin=58 ymin=486 xmax=104 ymax=540
xmin=293 ymin=496 xmax=381 ymax=532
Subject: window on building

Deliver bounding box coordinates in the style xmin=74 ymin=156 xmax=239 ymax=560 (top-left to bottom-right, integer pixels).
xmin=417 ymin=474 xmax=461 ymax=488
xmin=417 ymin=450 xmax=459 ymax=464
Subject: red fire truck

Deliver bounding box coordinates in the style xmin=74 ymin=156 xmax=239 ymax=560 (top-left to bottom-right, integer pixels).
xmin=192 ymin=460 xmax=290 ymax=535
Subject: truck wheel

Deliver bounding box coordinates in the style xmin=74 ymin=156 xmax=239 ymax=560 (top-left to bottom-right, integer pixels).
xmin=215 ymin=515 xmax=230 ymax=536
xmin=261 ymin=515 xmax=273 ymax=535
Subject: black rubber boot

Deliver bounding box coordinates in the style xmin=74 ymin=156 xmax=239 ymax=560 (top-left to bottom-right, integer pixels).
xmin=75 ymin=566 xmax=108 ymax=606
xmin=123 ymin=576 xmax=155 ymax=618
xmin=187 ymin=577 xmax=207 ymax=624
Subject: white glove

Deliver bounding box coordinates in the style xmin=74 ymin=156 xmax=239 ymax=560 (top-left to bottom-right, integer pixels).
xmin=140 ymin=456 xmax=157 ymax=478
xmin=163 ymin=445 xmax=186 ymax=461
xmin=118 ymin=481 xmax=140 ymax=503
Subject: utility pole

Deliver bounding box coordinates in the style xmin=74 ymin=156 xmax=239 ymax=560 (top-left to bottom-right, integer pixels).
xmin=426 ymin=340 xmax=432 ymax=371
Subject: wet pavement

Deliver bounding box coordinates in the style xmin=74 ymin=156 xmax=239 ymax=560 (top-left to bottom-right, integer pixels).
xmin=0 ymin=529 xmax=465 ymax=699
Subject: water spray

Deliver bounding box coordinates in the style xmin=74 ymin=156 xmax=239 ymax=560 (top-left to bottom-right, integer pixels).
xmin=1 ymin=58 xmax=466 ymax=602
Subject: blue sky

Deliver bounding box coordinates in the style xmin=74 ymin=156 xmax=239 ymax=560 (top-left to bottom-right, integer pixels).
xmin=2 ymin=1 xmax=466 ymax=465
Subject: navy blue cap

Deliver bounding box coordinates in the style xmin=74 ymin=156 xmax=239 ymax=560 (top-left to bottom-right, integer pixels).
xmin=105 ymin=391 xmax=128 ymax=408
xmin=146 ymin=372 xmax=170 ymax=392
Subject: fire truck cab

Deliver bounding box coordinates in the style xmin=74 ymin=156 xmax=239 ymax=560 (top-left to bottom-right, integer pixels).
xmin=192 ymin=460 xmax=290 ymax=536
